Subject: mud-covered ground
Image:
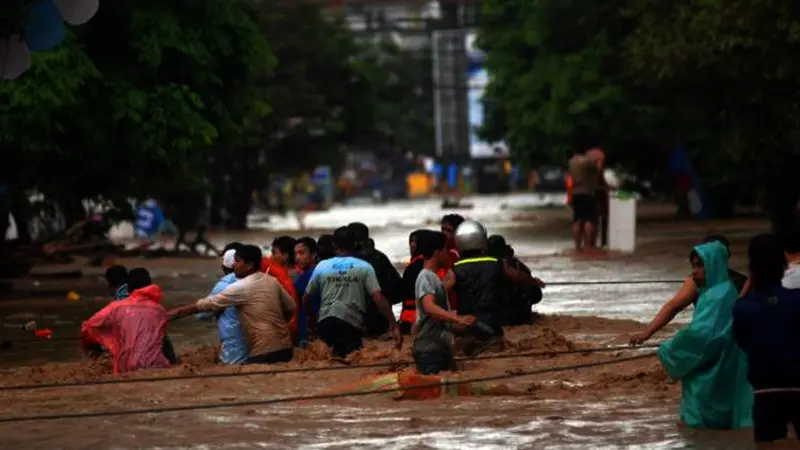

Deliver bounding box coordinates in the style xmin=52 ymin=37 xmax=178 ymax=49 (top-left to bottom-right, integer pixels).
xmin=0 ymin=200 xmax=780 ymax=449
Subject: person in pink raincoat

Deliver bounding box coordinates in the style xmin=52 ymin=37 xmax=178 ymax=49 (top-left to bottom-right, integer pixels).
xmin=81 ymin=269 xmax=171 ymax=375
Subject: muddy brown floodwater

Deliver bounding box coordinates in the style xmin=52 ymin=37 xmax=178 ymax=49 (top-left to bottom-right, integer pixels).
xmin=0 ymin=203 xmax=784 ymax=449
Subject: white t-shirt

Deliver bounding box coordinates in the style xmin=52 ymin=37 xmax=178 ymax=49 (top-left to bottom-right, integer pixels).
xmin=782 ymin=261 xmax=800 ymax=289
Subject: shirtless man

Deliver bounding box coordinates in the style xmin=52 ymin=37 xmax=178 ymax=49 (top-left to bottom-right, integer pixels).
xmin=567 ymin=148 xmax=605 ymax=252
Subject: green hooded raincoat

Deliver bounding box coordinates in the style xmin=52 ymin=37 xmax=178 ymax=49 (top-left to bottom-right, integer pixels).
xmin=657 ymin=241 xmax=753 ymax=429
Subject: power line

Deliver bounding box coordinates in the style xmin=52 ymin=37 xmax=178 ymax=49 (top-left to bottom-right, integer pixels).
xmin=0 ymin=344 xmax=661 ymax=391
xmin=0 ymin=352 xmax=657 ymax=424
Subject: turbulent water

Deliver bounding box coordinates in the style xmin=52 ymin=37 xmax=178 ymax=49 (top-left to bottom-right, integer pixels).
xmin=0 ymin=196 xmax=766 ymax=449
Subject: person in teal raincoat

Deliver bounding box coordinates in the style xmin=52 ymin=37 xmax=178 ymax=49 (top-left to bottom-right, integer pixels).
xmin=657 ymin=240 xmax=753 ymax=429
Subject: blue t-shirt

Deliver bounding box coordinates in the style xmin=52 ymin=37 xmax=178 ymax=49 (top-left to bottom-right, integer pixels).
xmin=294 ymin=267 xmax=321 ymax=346
xmin=306 ymin=256 xmax=381 ymax=330
xmin=134 ymin=201 xmax=164 ymax=238
xmin=209 ymin=273 xmax=248 ymax=364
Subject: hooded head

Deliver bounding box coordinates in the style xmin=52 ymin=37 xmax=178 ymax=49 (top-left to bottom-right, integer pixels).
xmin=690 ymin=241 xmax=730 ymax=289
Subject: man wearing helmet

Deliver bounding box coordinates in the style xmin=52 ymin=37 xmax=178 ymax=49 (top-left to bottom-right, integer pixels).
xmin=443 ymin=220 xmax=545 ymax=355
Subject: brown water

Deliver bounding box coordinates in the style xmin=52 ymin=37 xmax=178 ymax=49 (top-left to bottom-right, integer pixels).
xmin=0 ymin=203 xmax=775 ymax=449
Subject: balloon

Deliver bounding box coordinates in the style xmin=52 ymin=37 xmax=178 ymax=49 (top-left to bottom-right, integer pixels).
xmin=0 ymin=35 xmax=32 ymax=80
xmin=24 ymin=0 xmax=66 ymax=52
xmin=53 ymin=0 xmax=99 ymax=26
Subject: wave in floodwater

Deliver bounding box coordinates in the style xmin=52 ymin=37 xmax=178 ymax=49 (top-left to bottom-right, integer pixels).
xmin=101 ymin=399 xmax=752 ymax=450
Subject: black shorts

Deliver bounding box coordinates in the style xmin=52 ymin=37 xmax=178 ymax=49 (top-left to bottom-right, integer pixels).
xmin=572 ymin=194 xmax=598 ymax=224
xmin=413 ymin=348 xmax=454 ymax=375
xmin=753 ymin=391 xmax=800 ymax=443
xmin=317 ymin=317 xmax=364 ymax=358
xmin=246 ymin=348 xmax=293 ymax=365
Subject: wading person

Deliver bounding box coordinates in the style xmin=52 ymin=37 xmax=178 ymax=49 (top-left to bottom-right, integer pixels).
xmin=271 ymin=235 xmax=299 ymax=281
xmin=413 ymin=230 xmax=476 ymax=374
xmin=81 ymin=268 xmax=172 ymax=374
xmin=261 ymin=243 xmax=301 ymax=343
xmin=196 ymin=243 xmax=250 ymax=364
xmin=487 ymin=235 xmax=545 ymax=325
xmin=734 ymin=233 xmax=798 ymax=445
xmin=317 ymin=234 xmax=335 ymax=261
xmin=105 ymin=265 xmax=129 ymax=300
xmin=167 ymin=245 xmax=296 ymax=364
xmin=440 ymin=214 xmax=465 ymax=309
xmin=303 ymin=226 xmax=402 ymax=358
xmin=654 ymin=241 xmax=752 ymax=429
xmin=399 ymin=230 xmax=426 ymax=334
xmin=348 ymin=222 xmax=404 ymax=337
xmin=566 ymin=148 xmax=605 ymax=252
xmin=444 ymin=220 xmax=542 ymax=355
xmin=629 ymin=234 xmax=748 ymax=345
xmin=294 ymin=236 xmax=320 ymax=347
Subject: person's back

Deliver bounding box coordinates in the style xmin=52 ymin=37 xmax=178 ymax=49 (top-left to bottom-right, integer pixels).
xmin=211 ymin=272 xmax=294 ymax=358
xmin=452 ymin=254 xmax=505 ymax=334
xmin=313 ymin=256 xmax=376 ymax=330
xmin=735 ymin=286 xmax=800 ymax=390
xmin=567 ymin=154 xmax=600 ymax=196
xmin=81 ymin=284 xmax=170 ymax=374
xmin=733 ymin=233 xmax=799 ymax=444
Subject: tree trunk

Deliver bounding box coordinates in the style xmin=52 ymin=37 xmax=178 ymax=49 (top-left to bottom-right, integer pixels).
xmin=225 ymin=179 xmax=253 ymax=230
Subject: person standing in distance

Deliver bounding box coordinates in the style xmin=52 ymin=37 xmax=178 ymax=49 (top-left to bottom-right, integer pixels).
xmin=567 ymin=148 xmax=605 ymax=252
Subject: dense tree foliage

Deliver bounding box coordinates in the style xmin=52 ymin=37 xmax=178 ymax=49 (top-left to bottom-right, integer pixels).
xmin=1 ymin=0 xmax=433 ymax=237
xmin=478 ymin=0 xmax=800 ymax=223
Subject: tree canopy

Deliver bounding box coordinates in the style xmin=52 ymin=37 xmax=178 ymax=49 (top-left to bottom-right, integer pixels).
xmin=1 ymin=0 xmax=433 ymax=237
xmin=478 ymin=0 xmax=800 ymax=223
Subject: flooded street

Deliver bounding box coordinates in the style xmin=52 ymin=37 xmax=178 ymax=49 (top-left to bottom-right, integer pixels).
xmin=0 ymin=196 xmax=771 ymax=449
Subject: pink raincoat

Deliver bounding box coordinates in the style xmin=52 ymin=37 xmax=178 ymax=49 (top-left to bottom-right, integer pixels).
xmin=81 ymin=284 xmax=170 ymax=375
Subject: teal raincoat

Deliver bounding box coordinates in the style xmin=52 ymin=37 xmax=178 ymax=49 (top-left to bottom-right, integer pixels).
xmin=657 ymin=241 xmax=753 ymax=429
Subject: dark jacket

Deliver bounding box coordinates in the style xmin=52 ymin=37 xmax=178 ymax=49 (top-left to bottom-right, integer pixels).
xmin=355 ymin=240 xmax=404 ymax=337
xmin=733 ymin=284 xmax=800 ymax=391
xmin=503 ymin=256 xmax=542 ymax=325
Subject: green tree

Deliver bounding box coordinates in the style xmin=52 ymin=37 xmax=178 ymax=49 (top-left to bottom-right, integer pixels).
xmin=477 ymin=0 xmax=646 ymax=168
xmin=623 ymin=0 xmax=800 ymax=222
xmin=0 ymin=0 xmax=274 ymax=237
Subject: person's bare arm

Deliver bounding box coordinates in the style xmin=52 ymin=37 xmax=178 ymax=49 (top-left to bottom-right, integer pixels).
xmin=739 ymin=278 xmax=752 ymax=298
xmin=629 ymin=277 xmax=697 ymax=345
xmin=303 ymin=272 xmax=321 ymax=330
xmin=167 ymin=281 xmax=246 ymax=320
xmin=443 ymin=269 xmax=456 ymax=291
xmin=421 ymin=295 xmax=475 ymax=326
xmin=371 ymin=291 xmax=398 ymax=328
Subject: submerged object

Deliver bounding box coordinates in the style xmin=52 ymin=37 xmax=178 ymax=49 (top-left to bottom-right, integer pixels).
xmin=319 ymin=371 xmax=512 ymax=401
xmin=454 ymin=220 xmax=488 ymax=254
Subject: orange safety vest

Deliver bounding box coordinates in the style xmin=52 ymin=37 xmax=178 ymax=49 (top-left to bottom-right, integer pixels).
xmin=260 ymin=257 xmax=300 ymax=343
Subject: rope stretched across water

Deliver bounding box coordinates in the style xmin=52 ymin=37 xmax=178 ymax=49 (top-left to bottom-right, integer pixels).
xmin=0 ymin=343 xmax=661 ymax=391
xmin=0 ymin=352 xmax=658 ymax=424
